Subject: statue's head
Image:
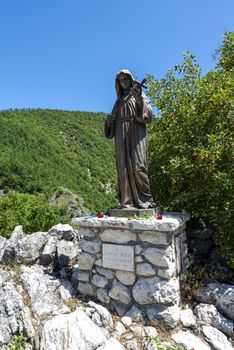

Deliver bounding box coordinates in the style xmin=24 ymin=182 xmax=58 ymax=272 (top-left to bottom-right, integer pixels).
xmin=115 ymin=69 xmax=134 ymax=97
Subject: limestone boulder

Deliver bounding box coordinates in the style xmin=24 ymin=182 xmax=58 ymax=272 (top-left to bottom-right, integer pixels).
xmin=111 ymin=300 xmax=129 ymax=316
xmin=143 ymin=326 xmax=158 ymax=338
xmin=109 ymin=280 xmax=131 ymax=305
xmin=95 ymin=257 xmax=103 ymax=267
xmin=15 ymin=231 xmax=47 ymax=264
xmin=40 ymin=309 xmax=109 ymax=350
xmin=98 ymin=337 xmax=125 ymax=350
xmin=79 ymin=238 xmax=102 ymax=254
xmin=142 ymin=246 xmax=174 ymax=268
xmin=56 ymin=239 xmax=78 ymax=267
xmin=100 ymin=229 xmax=136 ymax=243
xmin=84 ymin=301 xmax=113 ymax=328
xmin=116 ymin=270 xmax=136 ymax=285
xmin=78 ymin=252 xmax=96 ymax=270
xmin=0 ymin=236 xmax=7 ymax=261
xmin=20 ymin=265 xmax=74 ymax=317
xmin=97 ymin=288 xmax=110 ymax=304
xmin=196 ymin=282 xmax=234 ymax=320
xmin=77 ymin=282 xmax=96 ymax=297
xmin=72 ymin=266 xmax=90 ymax=285
xmin=40 ymin=236 xmax=58 ymax=265
xmin=179 ymin=308 xmax=196 ymax=328
xmin=0 ymin=269 xmax=35 ymax=347
xmin=138 ymin=230 xmax=171 ymax=245
xmin=48 ymin=223 xmax=74 ymax=241
xmin=113 ymin=321 xmax=126 ymax=338
xmin=129 ymin=323 xmax=145 ymax=337
xmin=147 ymin=305 xmax=180 ymax=329
xmin=121 ymin=316 xmax=132 ymax=327
xmin=124 ymin=338 xmax=140 ymax=350
xmin=92 ymin=274 xmax=108 ymax=288
xmin=96 ymin=266 xmax=115 ymax=280
xmin=172 ymin=330 xmax=211 ymax=350
xmin=157 ymin=263 xmax=176 ymax=280
xmin=194 ymin=303 xmax=233 ymax=337
xmin=135 ymin=244 xmax=143 ymax=255
xmin=2 ymin=225 xmax=24 ymax=260
xmin=76 ymin=226 xmax=96 ymax=238
xmin=125 ymin=305 xmax=144 ymax=322
xmin=132 ymin=276 xmax=180 ymax=305
xmin=201 ymin=325 xmax=233 ymax=350
xmin=136 ymin=263 xmax=155 ymax=276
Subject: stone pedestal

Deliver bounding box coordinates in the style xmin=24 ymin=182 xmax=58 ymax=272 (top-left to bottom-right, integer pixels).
xmin=72 ymin=212 xmax=190 ymax=317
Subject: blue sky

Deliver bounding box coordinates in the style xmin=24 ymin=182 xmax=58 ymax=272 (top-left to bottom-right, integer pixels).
xmin=0 ymin=0 xmax=233 ymax=113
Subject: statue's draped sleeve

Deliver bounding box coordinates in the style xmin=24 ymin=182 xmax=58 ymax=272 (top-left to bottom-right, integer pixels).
xmin=104 ymin=119 xmax=114 ymax=139
xmin=134 ymin=93 xmax=153 ymax=124
xmin=104 ymin=101 xmax=117 ymax=139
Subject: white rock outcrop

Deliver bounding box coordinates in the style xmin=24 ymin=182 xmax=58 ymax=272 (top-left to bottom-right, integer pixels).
xmin=0 ymin=221 xmax=233 ymax=350
xmin=20 ymin=265 xmax=73 ymax=317
xmin=40 ymin=309 xmax=112 ymax=350
xmin=194 ymin=303 xmax=234 ymax=336
xmin=196 ymin=282 xmax=234 ymax=320
xmin=201 ymin=325 xmax=233 ymax=350
xmin=0 ymin=269 xmax=35 ymax=345
xmin=147 ymin=305 xmax=180 ymax=329
xmin=172 ymin=330 xmax=211 ymax=350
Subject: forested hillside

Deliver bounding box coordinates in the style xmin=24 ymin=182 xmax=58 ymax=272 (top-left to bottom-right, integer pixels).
xmin=0 ymin=109 xmax=117 ymax=212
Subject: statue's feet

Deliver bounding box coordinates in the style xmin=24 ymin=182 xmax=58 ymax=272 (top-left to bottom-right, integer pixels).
xmin=117 ymin=204 xmax=135 ymax=209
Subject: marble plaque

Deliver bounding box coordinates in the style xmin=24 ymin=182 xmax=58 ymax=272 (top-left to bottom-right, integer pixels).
xmin=102 ymin=243 xmax=134 ymax=272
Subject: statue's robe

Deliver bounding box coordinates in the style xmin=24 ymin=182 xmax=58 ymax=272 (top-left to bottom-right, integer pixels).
xmin=105 ymin=90 xmax=153 ymax=209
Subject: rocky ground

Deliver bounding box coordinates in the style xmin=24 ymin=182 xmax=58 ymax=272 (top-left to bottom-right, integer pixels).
xmin=0 ymin=223 xmax=233 ymax=350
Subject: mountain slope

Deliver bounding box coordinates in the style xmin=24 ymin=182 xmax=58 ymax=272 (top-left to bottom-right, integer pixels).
xmin=0 ymin=109 xmax=117 ymax=212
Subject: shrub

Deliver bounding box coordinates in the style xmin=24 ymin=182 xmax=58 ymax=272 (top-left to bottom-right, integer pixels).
xmin=9 ymin=333 xmax=27 ymax=350
xmin=0 ymin=191 xmax=67 ymax=238
xmin=147 ymin=32 xmax=234 ymax=267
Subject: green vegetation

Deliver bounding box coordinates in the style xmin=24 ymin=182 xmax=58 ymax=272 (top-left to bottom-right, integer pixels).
xmin=0 ymin=109 xmax=117 ymax=213
xmin=9 ymin=333 xmax=28 ymax=350
xmin=0 ymin=191 xmax=67 ymax=238
xmin=151 ymin=337 xmax=184 ymax=350
xmin=147 ymin=31 xmax=234 ymax=267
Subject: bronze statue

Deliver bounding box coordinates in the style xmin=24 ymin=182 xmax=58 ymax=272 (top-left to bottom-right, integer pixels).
xmin=105 ymin=69 xmax=155 ymax=209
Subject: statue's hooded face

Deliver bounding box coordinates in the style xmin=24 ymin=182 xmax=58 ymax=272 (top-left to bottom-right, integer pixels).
xmin=115 ymin=69 xmax=134 ymax=97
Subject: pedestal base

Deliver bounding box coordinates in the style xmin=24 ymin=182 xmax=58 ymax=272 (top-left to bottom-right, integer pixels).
xmin=72 ymin=213 xmax=190 ymax=320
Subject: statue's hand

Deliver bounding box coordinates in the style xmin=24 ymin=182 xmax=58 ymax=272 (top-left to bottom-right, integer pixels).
xmin=131 ymin=86 xmax=142 ymax=99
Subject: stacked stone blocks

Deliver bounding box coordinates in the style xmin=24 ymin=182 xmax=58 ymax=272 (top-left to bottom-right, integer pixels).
xmin=73 ymin=213 xmax=189 ymax=314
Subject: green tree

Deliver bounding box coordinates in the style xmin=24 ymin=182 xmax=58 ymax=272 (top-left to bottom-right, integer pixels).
xmin=147 ymin=32 xmax=234 ymax=267
xmin=0 ymin=192 xmax=66 ymax=238
xmin=215 ymin=31 xmax=234 ymax=71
